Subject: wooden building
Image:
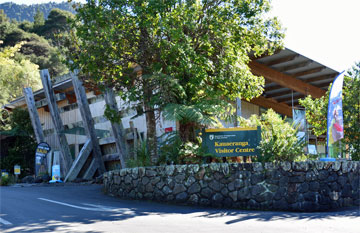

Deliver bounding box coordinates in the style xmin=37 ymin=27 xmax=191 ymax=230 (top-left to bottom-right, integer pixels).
xmin=2 ymin=47 xmax=339 ymax=176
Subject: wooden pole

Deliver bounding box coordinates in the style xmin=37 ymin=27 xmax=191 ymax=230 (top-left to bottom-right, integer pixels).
xmin=130 ymin=121 xmax=137 ymax=160
xmin=71 ymin=73 xmax=106 ymax=174
xmin=104 ymin=88 xmax=127 ymax=168
xmin=23 ymin=87 xmax=45 ymax=144
xmin=235 ymin=97 xmax=241 ymax=127
xmin=40 ymin=69 xmax=72 ymax=175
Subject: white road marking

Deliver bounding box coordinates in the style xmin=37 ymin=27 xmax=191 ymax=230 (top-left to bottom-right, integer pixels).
xmin=0 ymin=217 xmax=12 ymax=225
xmin=38 ymin=198 xmax=106 ymax=211
xmin=82 ymin=203 xmax=135 ymax=214
xmin=38 ymin=198 xmax=132 ymax=213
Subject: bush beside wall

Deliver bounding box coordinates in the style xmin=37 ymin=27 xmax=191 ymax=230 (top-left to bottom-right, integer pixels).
xmin=103 ymin=161 xmax=359 ymax=211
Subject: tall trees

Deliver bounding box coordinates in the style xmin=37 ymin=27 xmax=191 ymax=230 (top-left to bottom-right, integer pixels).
xmin=0 ymin=2 xmax=76 ymax=22
xmin=67 ymin=0 xmax=284 ymax=159
xmin=0 ymin=8 xmax=72 ymax=77
xmin=33 ymin=9 xmax=45 ymax=29
xmin=36 ymin=8 xmax=74 ymax=42
xmin=0 ymin=42 xmax=41 ymax=106
xmin=0 ymin=9 xmax=8 ymax=24
xmin=0 ymin=42 xmax=41 ymax=131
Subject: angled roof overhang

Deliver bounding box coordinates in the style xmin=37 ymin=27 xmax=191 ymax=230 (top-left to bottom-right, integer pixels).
xmin=249 ymin=48 xmax=339 ymax=117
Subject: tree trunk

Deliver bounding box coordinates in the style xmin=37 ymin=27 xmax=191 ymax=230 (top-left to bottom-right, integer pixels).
xmin=142 ymin=77 xmax=158 ymax=163
xmin=145 ymin=104 xmax=157 ymax=162
xmin=178 ymin=121 xmax=197 ymax=143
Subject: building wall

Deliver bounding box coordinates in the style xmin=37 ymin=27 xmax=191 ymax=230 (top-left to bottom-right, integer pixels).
xmin=37 ymin=90 xmax=175 ymax=158
xmin=241 ymin=101 xmax=260 ymax=119
xmin=221 ymin=100 xmax=260 ymax=128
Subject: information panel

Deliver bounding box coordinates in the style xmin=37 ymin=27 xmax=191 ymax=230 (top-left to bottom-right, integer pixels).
xmin=202 ymin=126 xmax=261 ymax=157
xmin=35 ymin=142 xmax=51 ymax=176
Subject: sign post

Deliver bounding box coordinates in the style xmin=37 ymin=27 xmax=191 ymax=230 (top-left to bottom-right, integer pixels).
xmin=14 ymin=164 xmax=20 ymax=182
xmin=49 ymin=164 xmax=62 ymax=183
xmin=202 ymin=127 xmax=261 ymax=157
xmin=35 ymin=142 xmax=51 ymax=177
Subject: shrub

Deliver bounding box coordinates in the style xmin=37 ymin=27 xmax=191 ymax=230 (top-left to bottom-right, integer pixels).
xmin=126 ymin=140 xmax=152 ymax=168
xmin=0 ymin=175 xmax=15 ymax=186
xmin=0 ymin=108 xmax=37 ymax=177
xmin=158 ymin=131 xmax=212 ymax=165
xmin=238 ymin=109 xmax=306 ymax=162
xmin=158 ymin=132 xmax=182 ymax=165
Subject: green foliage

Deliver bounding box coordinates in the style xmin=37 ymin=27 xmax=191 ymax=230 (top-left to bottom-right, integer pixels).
xmin=163 ymin=101 xmax=230 ymax=128
xmin=0 ymin=2 xmax=76 ymax=22
xmin=1 ymin=27 xmax=62 ymax=76
xmin=344 ymin=63 xmax=360 ymax=159
xmin=158 ymin=132 xmax=183 ymax=165
xmin=0 ymin=9 xmax=9 ymax=24
xmin=33 ymin=8 xmax=45 ymax=29
xmin=299 ymin=63 xmax=360 ymax=159
xmin=0 ymin=175 xmax=15 ymax=186
xmin=0 ymin=7 xmax=73 ymax=77
xmin=299 ymin=94 xmax=327 ymax=137
xmin=0 ymin=108 xmax=37 ymax=177
xmin=0 ymin=42 xmax=41 ymax=105
xmin=126 ymin=140 xmax=152 ymax=168
xmin=238 ymin=109 xmax=305 ymax=162
xmin=178 ymin=141 xmax=212 ymax=164
xmin=104 ymin=104 xmax=122 ymax=125
xmin=0 ymin=108 xmax=11 ymax=130
xmin=36 ymin=8 xmax=75 ymax=43
xmin=18 ymin=20 xmax=33 ymax=32
xmin=158 ymin=131 xmax=211 ymax=165
xmin=67 ymin=0 xmax=284 ymax=153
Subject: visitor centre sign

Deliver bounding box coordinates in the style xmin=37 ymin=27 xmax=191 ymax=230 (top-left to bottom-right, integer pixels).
xmin=202 ymin=127 xmax=261 ymax=157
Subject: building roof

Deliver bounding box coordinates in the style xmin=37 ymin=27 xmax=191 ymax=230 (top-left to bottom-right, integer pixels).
xmin=249 ymin=47 xmax=339 ymax=116
xmin=4 ymin=47 xmax=338 ymax=117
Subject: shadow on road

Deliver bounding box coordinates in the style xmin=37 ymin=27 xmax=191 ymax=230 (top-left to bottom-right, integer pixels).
xmin=198 ymin=207 xmax=359 ymax=225
xmin=1 ymin=184 xmax=359 ymax=232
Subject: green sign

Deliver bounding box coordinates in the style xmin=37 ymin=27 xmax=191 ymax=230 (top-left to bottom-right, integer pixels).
xmin=202 ymin=126 xmax=261 ymax=157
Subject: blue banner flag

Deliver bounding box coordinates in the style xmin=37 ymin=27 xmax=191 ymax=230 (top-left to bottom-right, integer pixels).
xmin=327 ymin=71 xmax=345 ymax=157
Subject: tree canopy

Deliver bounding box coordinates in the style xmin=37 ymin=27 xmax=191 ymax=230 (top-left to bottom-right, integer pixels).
xmin=67 ymin=0 xmax=284 ymax=159
xmin=0 ymin=8 xmax=73 ymax=77
xmin=0 ymin=42 xmax=41 ymax=106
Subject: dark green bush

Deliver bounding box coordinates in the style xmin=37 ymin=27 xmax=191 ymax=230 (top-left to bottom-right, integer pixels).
xmin=238 ymin=109 xmax=306 ymax=162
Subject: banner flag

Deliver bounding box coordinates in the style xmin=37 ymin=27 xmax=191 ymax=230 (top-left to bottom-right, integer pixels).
xmin=293 ymin=109 xmax=306 ymax=143
xmin=327 ymin=71 xmax=345 ymax=155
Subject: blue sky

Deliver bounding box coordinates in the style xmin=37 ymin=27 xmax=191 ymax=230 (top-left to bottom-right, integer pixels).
xmin=1 ymin=0 xmax=359 ymax=71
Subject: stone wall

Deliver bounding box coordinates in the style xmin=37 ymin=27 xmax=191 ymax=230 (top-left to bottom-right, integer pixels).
xmin=103 ymin=161 xmax=360 ymax=211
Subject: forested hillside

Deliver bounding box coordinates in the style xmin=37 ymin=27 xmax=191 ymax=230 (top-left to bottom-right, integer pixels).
xmin=0 ymin=6 xmax=74 ymax=108
xmin=0 ymin=1 xmax=76 ymax=22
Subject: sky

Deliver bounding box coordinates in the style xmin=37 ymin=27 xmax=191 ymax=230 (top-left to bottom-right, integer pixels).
xmin=1 ymin=0 xmax=359 ymax=72
xmin=270 ymin=0 xmax=360 ymax=72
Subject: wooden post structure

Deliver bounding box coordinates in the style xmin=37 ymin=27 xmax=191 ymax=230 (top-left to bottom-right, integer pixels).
xmin=23 ymin=87 xmax=45 ymax=143
xmin=71 ymin=73 xmax=106 ymax=174
xmin=40 ymin=69 xmax=72 ymax=175
xmin=235 ymin=97 xmax=242 ymax=127
xmin=64 ymin=139 xmax=93 ymax=182
xmin=129 ymin=121 xmax=137 ymax=160
xmin=104 ymin=88 xmax=127 ymax=168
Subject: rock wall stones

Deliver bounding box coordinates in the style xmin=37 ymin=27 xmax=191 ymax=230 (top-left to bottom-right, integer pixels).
xmin=103 ymin=161 xmax=360 ymax=211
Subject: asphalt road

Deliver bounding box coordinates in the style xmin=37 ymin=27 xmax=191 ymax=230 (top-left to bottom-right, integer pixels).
xmin=0 ymin=184 xmax=359 ymax=233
